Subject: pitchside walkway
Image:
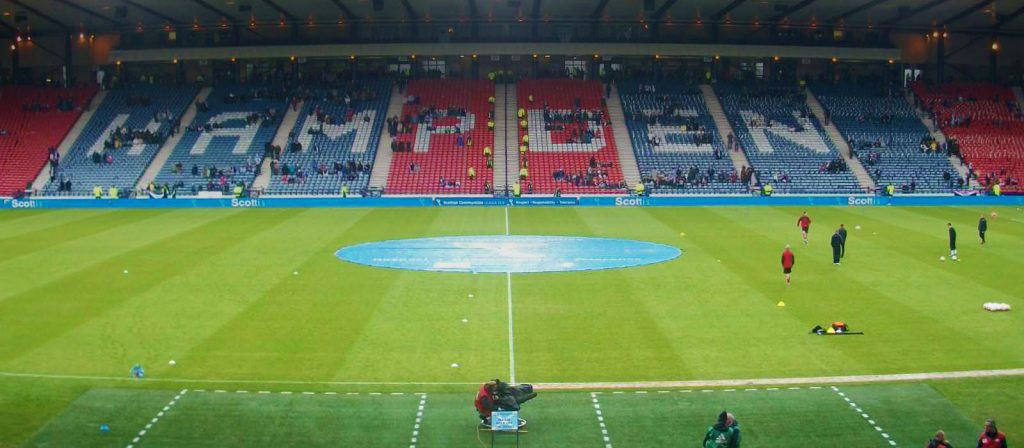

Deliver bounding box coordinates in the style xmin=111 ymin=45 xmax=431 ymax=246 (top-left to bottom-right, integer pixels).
xmin=134 ymin=88 xmax=211 ymax=191
xmin=805 ymin=88 xmax=876 ymax=192
xmin=30 ymin=91 xmax=109 ymax=192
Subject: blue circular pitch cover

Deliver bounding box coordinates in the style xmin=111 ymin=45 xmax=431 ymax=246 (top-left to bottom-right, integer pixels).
xmin=335 ymin=235 xmax=682 ymax=273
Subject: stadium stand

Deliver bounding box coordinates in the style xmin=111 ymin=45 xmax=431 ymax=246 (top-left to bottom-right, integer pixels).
xmin=385 ymin=79 xmax=494 ymax=194
xmin=0 ymin=86 xmax=97 ymax=196
xmin=151 ymin=84 xmax=288 ymax=195
xmin=912 ymin=82 xmax=1023 ymax=193
xmin=265 ymin=81 xmax=389 ymax=195
xmin=618 ymin=81 xmax=747 ymax=194
xmin=715 ymin=83 xmax=862 ymax=194
xmin=515 ymin=79 xmax=626 ymax=194
xmin=813 ymin=83 xmax=959 ymax=193
xmin=42 ymin=85 xmax=197 ymax=196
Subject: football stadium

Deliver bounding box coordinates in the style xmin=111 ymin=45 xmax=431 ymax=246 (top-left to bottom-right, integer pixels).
xmin=1 ymin=0 xmax=1024 ymax=447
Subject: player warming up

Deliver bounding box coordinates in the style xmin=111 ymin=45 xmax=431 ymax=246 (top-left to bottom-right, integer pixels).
xmin=797 ymin=212 xmax=811 ymax=245
xmin=781 ymin=245 xmax=795 ymax=285
xmin=948 ymin=223 xmax=958 ymax=260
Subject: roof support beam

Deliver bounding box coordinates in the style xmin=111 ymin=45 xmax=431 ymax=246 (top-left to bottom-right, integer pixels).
xmin=827 ymin=0 xmax=888 ymax=23
xmin=882 ymin=0 xmax=953 ymax=26
xmin=531 ymin=0 xmax=541 ymax=40
xmin=48 ymin=0 xmax=125 ymax=27
xmin=591 ymin=0 xmax=610 ymax=18
xmin=941 ymin=0 xmax=994 ymax=27
xmin=5 ymin=0 xmax=69 ymax=30
xmin=260 ymin=0 xmax=297 ymax=22
xmin=994 ymin=4 xmax=1024 ymax=29
xmin=653 ymin=0 xmax=679 ymax=19
xmin=118 ymin=0 xmax=183 ymax=25
xmin=467 ymin=0 xmax=479 ymax=38
xmin=769 ymin=0 xmax=818 ymax=22
xmin=398 ymin=0 xmax=419 ymax=19
xmin=711 ymin=0 xmax=746 ymax=21
xmin=327 ymin=0 xmax=358 ymax=20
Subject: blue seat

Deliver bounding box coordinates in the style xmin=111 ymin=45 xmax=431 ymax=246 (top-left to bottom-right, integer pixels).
xmin=43 ymin=85 xmax=196 ymax=195
xmin=153 ymin=85 xmax=288 ymax=194
xmin=813 ymin=83 xmax=958 ymax=193
xmin=618 ymin=82 xmax=745 ymax=194
xmin=265 ymin=81 xmax=390 ymax=195
xmin=715 ymin=83 xmax=862 ymax=194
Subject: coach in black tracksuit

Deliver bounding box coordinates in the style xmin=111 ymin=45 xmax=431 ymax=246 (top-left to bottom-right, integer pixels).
xmin=979 ymin=215 xmax=988 ymax=244
xmin=837 ymin=224 xmax=847 ymax=258
xmin=831 ymin=230 xmax=843 ymax=265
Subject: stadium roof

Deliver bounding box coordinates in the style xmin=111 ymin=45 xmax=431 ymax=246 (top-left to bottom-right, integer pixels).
xmin=1 ymin=0 xmax=1022 ymax=38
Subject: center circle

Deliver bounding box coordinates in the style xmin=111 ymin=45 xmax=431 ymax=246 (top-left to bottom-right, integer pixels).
xmin=335 ymin=235 xmax=682 ymax=273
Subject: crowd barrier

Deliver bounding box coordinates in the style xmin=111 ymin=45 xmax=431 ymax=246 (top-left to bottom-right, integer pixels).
xmin=3 ymin=195 xmax=1023 ymax=210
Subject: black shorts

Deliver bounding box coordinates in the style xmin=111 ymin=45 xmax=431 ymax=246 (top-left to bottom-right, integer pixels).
xmin=801 ymin=227 xmax=809 ymax=233
xmin=783 ymin=267 xmax=792 ymax=274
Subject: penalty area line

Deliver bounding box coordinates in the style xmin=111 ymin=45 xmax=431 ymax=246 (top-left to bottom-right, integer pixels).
xmin=125 ymin=389 xmax=187 ymax=448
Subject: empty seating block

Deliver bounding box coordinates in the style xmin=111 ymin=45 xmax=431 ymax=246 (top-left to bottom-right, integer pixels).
xmin=0 ymin=86 xmax=96 ymax=196
xmin=43 ymin=85 xmax=197 ymax=195
xmin=716 ymin=83 xmax=861 ymax=194
xmin=386 ymin=79 xmax=494 ymax=194
xmin=619 ymin=82 xmax=745 ymax=194
xmin=814 ymin=83 xmax=958 ymax=193
xmin=912 ymin=82 xmax=1023 ymax=192
xmin=266 ymin=81 xmax=390 ymax=195
xmin=516 ymin=79 xmax=625 ymax=194
xmin=153 ymin=85 xmax=287 ymax=194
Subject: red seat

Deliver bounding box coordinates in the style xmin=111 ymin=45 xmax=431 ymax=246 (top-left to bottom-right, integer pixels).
xmin=0 ymin=86 xmax=97 ymax=195
xmin=386 ymin=79 xmax=494 ymax=194
xmin=516 ymin=79 xmax=626 ymax=194
xmin=912 ymin=82 xmax=1024 ymax=192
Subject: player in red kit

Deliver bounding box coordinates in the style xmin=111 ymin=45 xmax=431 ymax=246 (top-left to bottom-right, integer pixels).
xmin=978 ymin=418 xmax=1007 ymax=448
xmin=781 ymin=245 xmax=795 ymax=285
xmin=797 ymin=212 xmax=811 ymax=245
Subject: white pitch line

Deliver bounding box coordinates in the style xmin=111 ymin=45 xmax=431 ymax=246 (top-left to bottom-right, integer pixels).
xmin=504 ymin=206 xmax=510 ymax=236
xmin=505 ymin=206 xmax=516 ymax=385
xmin=125 ymin=389 xmax=187 ymax=448
xmin=591 ymin=392 xmax=613 ymax=448
xmin=506 ymin=271 xmax=516 ymax=385
xmin=831 ymin=386 xmax=898 ymax=446
xmin=1 ymin=368 xmax=1023 ymax=390
xmin=409 ymin=394 xmax=427 ymax=448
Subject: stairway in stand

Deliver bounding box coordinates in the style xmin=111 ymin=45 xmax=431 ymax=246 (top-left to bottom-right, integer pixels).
xmin=31 ymin=90 xmax=109 ymax=192
xmin=905 ymin=89 xmax=977 ymax=188
xmin=495 ymin=83 xmax=518 ymax=194
xmin=606 ymin=83 xmax=641 ymax=188
xmin=134 ymin=87 xmax=210 ymax=191
xmin=368 ymin=84 xmax=405 ymax=193
xmin=251 ymin=100 xmax=305 ymax=192
xmin=805 ymin=88 xmax=875 ymax=192
xmin=700 ymin=84 xmax=756 ymax=187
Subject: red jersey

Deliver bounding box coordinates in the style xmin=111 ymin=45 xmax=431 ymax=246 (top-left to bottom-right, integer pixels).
xmin=475 ymin=384 xmax=494 ymax=417
xmin=797 ymin=216 xmax=811 ymax=230
xmin=781 ymin=250 xmax=795 ymax=268
xmin=978 ymin=431 xmax=1007 ymax=448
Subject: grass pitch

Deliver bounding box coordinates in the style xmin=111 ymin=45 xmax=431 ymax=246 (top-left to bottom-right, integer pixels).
xmin=1 ymin=206 xmax=1022 ymax=446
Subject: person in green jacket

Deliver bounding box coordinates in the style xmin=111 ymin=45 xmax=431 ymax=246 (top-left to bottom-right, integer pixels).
xmin=703 ymin=411 xmax=740 ymax=448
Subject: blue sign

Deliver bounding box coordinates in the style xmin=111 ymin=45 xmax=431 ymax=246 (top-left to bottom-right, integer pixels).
xmin=491 ymin=411 xmax=519 ymax=431
xmin=3 ymin=194 xmax=1023 ymax=210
